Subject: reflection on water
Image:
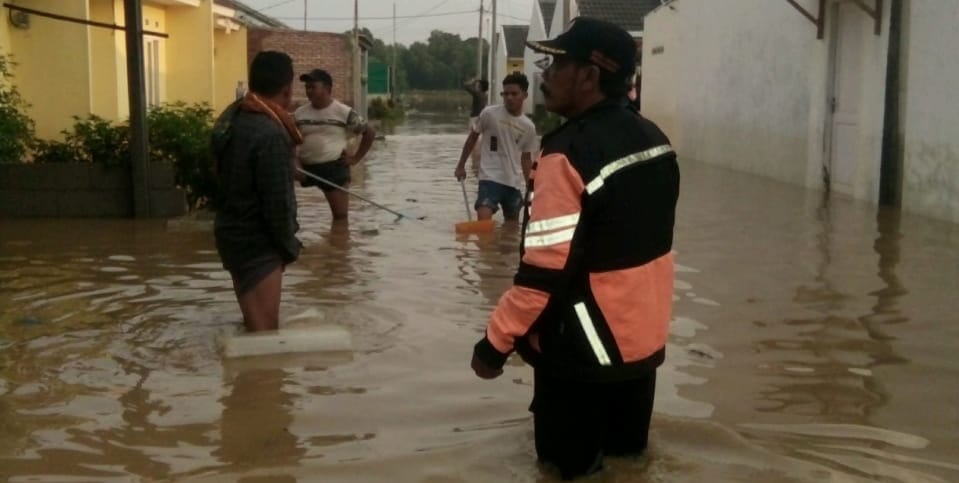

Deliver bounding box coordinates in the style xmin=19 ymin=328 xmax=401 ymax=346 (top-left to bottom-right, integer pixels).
xmin=1 ymin=111 xmax=958 ymax=482
xmin=217 ymin=368 xmax=301 ymax=478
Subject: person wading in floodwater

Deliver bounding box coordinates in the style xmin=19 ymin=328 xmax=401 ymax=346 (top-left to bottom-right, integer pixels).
xmin=469 ymin=18 xmax=680 ymax=479
xmin=294 ymin=69 xmax=377 ymax=223
xmin=212 ymin=51 xmax=303 ymax=332
xmin=454 ymin=72 xmax=538 ymax=223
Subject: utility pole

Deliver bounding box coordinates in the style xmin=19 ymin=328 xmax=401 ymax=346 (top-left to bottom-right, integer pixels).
xmin=476 ymin=0 xmax=484 ymax=79
xmin=392 ymin=3 xmax=397 ymax=99
xmin=123 ymin=0 xmax=150 ymax=217
xmin=353 ymin=0 xmax=362 ymax=114
xmin=486 ymin=16 xmax=492 ymax=104
xmin=303 ymin=0 xmax=307 ymax=31
xmin=489 ymin=0 xmax=497 ymax=104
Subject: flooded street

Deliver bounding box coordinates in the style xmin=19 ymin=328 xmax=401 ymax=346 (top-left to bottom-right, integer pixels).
xmin=1 ymin=112 xmax=958 ymax=482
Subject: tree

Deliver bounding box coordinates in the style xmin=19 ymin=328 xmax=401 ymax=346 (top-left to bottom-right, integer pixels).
xmin=353 ymin=28 xmax=489 ymax=92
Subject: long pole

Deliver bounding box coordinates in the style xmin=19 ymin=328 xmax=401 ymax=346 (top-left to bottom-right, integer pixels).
xmin=485 ymin=18 xmax=495 ymax=103
xmin=392 ymin=3 xmax=397 ymax=99
xmin=123 ymin=0 xmax=150 ymax=217
xmin=476 ymin=0 xmax=484 ymax=79
xmin=303 ymin=0 xmax=307 ymax=31
xmin=563 ymin=0 xmax=570 ymax=26
xmin=297 ymin=168 xmax=416 ymax=220
xmin=489 ymin=0 xmax=497 ymax=104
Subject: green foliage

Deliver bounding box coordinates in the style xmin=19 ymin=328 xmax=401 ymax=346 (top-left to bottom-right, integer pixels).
xmin=0 ymin=53 xmax=35 ymax=163
xmin=32 ymin=115 xmax=129 ymax=165
xmin=368 ymin=97 xmax=405 ymax=121
xmin=31 ymin=139 xmax=82 ymax=164
xmin=29 ymin=103 xmax=218 ymax=210
xmin=531 ymin=105 xmax=564 ymax=134
xmin=357 ymin=28 xmax=489 ymax=92
xmin=71 ymin=115 xmax=131 ymax=166
xmin=147 ymin=102 xmax=218 ymax=209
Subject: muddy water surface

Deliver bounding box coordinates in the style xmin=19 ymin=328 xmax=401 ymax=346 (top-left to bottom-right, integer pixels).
xmin=1 ymin=112 xmax=957 ymax=482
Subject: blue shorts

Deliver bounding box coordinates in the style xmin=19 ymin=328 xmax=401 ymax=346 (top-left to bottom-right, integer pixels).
xmin=476 ymin=180 xmax=523 ymax=219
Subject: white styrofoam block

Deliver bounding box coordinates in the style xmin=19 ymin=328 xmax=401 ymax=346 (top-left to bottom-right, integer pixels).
xmin=220 ymin=326 xmax=352 ymax=358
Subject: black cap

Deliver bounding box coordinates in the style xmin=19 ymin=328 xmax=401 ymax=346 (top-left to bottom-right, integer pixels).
xmin=527 ymin=17 xmax=637 ymax=78
xmin=299 ymin=68 xmax=332 ymax=85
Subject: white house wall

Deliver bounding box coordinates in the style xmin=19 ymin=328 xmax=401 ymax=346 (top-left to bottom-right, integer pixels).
xmin=640 ymin=6 xmax=680 ymax=147
xmin=524 ymin=2 xmax=548 ymax=114
xmin=642 ymin=0 xmax=890 ymax=204
xmin=900 ymin=2 xmax=959 ymax=223
xmin=549 ymin=0 xmax=578 ymax=40
xmin=489 ymin=29 xmax=508 ymax=104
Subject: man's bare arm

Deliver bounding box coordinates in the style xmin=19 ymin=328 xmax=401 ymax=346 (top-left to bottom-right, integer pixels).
xmin=521 ymin=152 xmax=533 ymax=182
xmin=455 ymin=131 xmax=481 ymax=181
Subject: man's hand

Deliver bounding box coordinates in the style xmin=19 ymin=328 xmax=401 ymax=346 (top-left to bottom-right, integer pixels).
xmin=293 ymin=160 xmax=306 ymax=183
xmin=471 ymin=353 xmax=504 ymax=379
xmin=454 ymin=165 xmax=467 ymax=182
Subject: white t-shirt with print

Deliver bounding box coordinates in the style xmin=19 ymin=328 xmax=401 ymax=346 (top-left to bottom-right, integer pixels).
xmin=472 ymin=105 xmax=538 ymax=191
xmin=295 ymin=100 xmax=367 ymax=165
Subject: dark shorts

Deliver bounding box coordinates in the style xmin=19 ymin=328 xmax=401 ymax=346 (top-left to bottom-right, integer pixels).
xmin=300 ymin=161 xmax=350 ymax=193
xmin=531 ymin=369 xmax=657 ymax=480
xmin=228 ymin=253 xmax=283 ymax=295
xmin=476 ymin=180 xmax=523 ymax=219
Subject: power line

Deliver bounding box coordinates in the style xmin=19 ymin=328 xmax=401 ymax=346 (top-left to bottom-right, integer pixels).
xmin=275 ymin=9 xmax=476 ymax=21
xmin=254 ymin=0 xmax=296 ymax=13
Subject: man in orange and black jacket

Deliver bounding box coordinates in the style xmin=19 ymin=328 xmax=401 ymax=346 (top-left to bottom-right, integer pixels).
xmin=469 ymin=17 xmax=680 ymax=480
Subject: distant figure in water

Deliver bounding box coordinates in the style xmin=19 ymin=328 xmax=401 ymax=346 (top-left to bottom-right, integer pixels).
xmin=212 ymin=51 xmax=303 ymax=332
xmin=463 ymin=78 xmax=490 ymax=166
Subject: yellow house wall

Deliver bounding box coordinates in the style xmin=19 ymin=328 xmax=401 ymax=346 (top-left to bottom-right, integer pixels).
xmin=89 ymin=0 xmax=119 ymax=118
xmin=0 ymin=4 xmax=10 ymax=54
xmin=166 ymin=0 xmax=214 ymax=105
xmin=214 ymin=26 xmax=246 ymax=112
xmin=8 ymin=0 xmax=92 ymax=140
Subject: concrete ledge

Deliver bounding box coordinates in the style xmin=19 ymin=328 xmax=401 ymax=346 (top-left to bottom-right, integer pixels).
xmin=150 ymin=189 xmax=188 ymax=217
xmin=0 ymin=163 xmax=187 ymax=218
xmin=89 ymin=165 xmax=131 ymax=190
xmin=149 ymin=164 xmax=177 ymax=189
xmin=0 ymin=165 xmax=11 ymax=189
xmin=0 ymin=190 xmax=60 ymax=217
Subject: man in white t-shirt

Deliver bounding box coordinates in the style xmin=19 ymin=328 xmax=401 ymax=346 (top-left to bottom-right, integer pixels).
xmin=294 ymin=69 xmax=376 ymax=221
xmin=455 ymin=72 xmax=538 ymax=221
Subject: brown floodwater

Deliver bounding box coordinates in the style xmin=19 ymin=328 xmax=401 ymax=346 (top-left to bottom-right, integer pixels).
xmin=1 ymin=111 xmax=958 ymax=482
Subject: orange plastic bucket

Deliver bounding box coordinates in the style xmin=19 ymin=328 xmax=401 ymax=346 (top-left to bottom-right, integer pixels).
xmin=455 ymin=219 xmax=495 ymax=234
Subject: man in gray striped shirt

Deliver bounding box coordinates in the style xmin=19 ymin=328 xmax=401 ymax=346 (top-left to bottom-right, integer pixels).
xmin=294 ymin=69 xmax=376 ymax=222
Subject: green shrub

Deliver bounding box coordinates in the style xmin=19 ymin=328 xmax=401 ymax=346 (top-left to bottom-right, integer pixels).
xmin=368 ymin=97 xmax=405 ymax=121
xmin=67 ymin=115 xmax=130 ymax=166
xmin=147 ymin=102 xmax=218 ymax=210
xmin=531 ymin=105 xmax=563 ymax=134
xmin=28 ymin=102 xmax=219 ymax=211
xmin=30 ymin=115 xmax=129 ymax=166
xmin=32 ymin=139 xmax=82 ymax=164
xmin=0 ymin=53 xmax=35 ymax=163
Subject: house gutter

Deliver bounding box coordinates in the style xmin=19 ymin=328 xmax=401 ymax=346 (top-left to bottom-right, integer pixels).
xmin=3 ymin=3 xmax=169 ymax=38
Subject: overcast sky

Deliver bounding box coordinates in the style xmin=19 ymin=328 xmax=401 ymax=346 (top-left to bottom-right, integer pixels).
xmin=241 ymin=0 xmax=535 ymax=45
